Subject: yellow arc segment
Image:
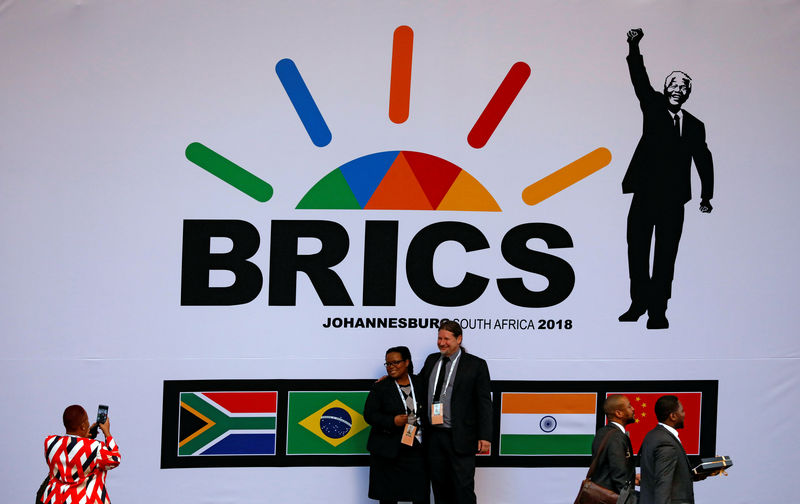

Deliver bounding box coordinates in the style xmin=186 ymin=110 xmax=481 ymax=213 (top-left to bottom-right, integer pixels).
xmin=178 ymin=401 xmax=216 ymax=448
xmin=522 ymin=147 xmax=612 ymax=206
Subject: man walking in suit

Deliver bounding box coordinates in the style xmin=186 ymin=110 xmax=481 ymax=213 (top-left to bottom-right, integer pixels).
xmin=619 ymin=28 xmax=714 ymax=329
xmin=639 ymin=395 xmax=705 ymax=504
xmin=420 ymin=319 xmax=492 ymax=504
xmin=591 ymin=394 xmax=638 ymax=494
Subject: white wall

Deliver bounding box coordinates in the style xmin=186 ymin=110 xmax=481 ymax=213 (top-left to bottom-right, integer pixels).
xmin=2 ymin=0 xmax=798 ymax=502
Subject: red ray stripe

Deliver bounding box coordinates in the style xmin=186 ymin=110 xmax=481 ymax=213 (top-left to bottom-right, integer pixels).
xmin=468 ymin=62 xmax=531 ymax=148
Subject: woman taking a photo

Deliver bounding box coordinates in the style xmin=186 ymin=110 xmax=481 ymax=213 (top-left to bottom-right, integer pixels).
xmin=363 ymin=346 xmax=429 ymax=504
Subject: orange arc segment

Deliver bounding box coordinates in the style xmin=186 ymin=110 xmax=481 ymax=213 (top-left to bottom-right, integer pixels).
xmin=365 ymin=152 xmax=433 ymax=209
xmin=522 ymin=147 xmax=612 ymax=206
xmin=389 ymin=26 xmax=414 ymax=124
xmin=501 ymin=393 xmax=597 ymax=414
xmin=437 ymin=170 xmax=501 ymax=211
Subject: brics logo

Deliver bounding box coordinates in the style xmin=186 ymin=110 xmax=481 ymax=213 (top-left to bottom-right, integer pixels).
xmin=180 ymin=26 xmax=611 ymax=308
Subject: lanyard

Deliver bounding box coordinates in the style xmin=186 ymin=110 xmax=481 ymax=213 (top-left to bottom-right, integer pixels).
xmin=395 ymin=378 xmax=417 ymax=415
xmin=432 ymin=351 xmax=460 ymax=401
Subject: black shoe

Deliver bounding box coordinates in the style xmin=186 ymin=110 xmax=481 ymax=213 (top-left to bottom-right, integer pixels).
xmin=619 ymin=305 xmax=647 ymax=322
xmin=646 ymin=313 xmax=669 ymax=329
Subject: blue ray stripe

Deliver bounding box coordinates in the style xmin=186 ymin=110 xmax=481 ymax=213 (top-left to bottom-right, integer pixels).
xmin=276 ymin=58 xmax=332 ymax=147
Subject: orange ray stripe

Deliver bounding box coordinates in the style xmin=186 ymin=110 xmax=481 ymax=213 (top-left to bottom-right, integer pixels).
xmin=502 ymin=393 xmax=596 ymax=414
xmin=522 ymin=147 xmax=612 ymax=206
xmin=389 ymin=26 xmax=414 ymax=124
xmin=178 ymin=401 xmax=216 ymax=447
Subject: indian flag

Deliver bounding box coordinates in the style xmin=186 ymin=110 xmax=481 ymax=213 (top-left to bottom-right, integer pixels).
xmin=499 ymin=392 xmax=597 ymax=455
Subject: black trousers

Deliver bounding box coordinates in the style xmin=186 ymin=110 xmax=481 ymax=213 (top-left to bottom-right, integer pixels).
xmin=426 ymin=428 xmax=476 ymax=504
xmin=626 ymin=193 xmax=685 ymax=313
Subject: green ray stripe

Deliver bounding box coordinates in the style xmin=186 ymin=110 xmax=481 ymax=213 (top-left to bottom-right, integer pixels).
xmin=186 ymin=142 xmax=273 ymax=202
xmin=499 ymin=434 xmax=594 ymax=455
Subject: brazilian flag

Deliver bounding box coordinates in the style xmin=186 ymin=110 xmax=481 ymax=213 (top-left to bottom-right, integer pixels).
xmin=287 ymin=391 xmax=370 ymax=455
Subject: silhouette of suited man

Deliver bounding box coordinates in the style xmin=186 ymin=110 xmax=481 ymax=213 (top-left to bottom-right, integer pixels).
xmin=619 ymin=28 xmax=714 ymax=329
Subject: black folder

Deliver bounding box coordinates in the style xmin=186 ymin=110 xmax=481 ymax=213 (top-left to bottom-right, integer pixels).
xmin=692 ymin=455 xmax=733 ymax=475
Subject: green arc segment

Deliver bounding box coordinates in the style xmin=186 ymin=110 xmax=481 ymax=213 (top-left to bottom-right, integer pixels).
xmin=297 ymin=169 xmax=361 ymax=209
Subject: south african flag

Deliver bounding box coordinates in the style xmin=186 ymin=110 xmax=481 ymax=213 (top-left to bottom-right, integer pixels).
xmin=178 ymin=391 xmax=277 ymax=456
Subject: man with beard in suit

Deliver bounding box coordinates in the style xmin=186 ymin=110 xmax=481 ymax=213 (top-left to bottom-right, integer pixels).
xmin=420 ymin=320 xmax=492 ymax=503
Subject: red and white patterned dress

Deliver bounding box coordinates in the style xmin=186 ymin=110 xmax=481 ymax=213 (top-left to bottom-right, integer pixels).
xmin=41 ymin=434 xmax=121 ymax=504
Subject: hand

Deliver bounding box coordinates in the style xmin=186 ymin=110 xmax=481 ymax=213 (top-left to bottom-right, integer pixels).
xmin=393 ymin=414 xmax=409 ymax=427
xmin=635 ymin=473 xmax=641 ymax=486
xmin=99 ymin=417 xmax=111 ymax=438
xmin=375 ymin=374 xmax=388 ymax=383
xmin=477 ymin=440 xmax=491 ymax=454
xmin=627 ymin=28 xmax=643 ymax=44
xmin=700 ymin=199 xmax=713 ymax=213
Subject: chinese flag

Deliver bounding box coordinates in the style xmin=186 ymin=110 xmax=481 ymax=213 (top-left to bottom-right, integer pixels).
xmin=606 ymin=392 xmax=702 ymax=455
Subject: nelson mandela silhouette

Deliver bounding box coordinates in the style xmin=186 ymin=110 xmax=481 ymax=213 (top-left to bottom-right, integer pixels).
xmin=618 ymin=28 xmax=714 ymax=329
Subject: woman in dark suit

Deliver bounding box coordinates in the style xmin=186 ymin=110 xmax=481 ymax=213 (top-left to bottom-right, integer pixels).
xmin=363 ymin=346 xmax=429 ymax=504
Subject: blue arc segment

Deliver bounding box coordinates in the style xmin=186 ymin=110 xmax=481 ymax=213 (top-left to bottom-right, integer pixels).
xmin=200 ymin=433 xmax=276 ymax=455
xmin=276 ymin=58 xmax=332 ymax=147
xmin=338 ymin=151 xmax=399 ymax=208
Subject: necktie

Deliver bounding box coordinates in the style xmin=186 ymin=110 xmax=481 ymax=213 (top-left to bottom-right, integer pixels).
xmin=401 ymin=384 xmax=417 ymax=424
xmin=673 ymin=114 xmax=681 ymax=138
xmin=432 ymin=356 xmax=450 ymax=402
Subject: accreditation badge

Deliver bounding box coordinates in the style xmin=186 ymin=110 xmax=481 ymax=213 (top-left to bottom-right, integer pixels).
xmin=431 ymin=402 xmax=444 ymax=425
xmin=401 ymin=424 xmax=417 ymax=446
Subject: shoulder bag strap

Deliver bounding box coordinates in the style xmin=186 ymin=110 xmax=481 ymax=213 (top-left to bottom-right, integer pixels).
xmin=585 ymin=428 xmax=616 ymax=479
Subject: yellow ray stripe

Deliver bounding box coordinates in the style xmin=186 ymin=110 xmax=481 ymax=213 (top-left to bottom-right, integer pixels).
xmin=522 ymin=148 xmax=611 ymax=206
xmin=502 ymin=393 xmax=596 ymax=414
xmin=178 ymin=401 xmax=216 ymax=447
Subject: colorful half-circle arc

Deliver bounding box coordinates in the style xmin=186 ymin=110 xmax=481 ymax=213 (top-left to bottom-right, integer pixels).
xmin=296 ymin=151 xmax=501 ymax=211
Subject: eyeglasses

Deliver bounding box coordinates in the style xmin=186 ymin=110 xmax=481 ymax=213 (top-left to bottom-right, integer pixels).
xmin=384 ymin=360 xmax=406 ymax=368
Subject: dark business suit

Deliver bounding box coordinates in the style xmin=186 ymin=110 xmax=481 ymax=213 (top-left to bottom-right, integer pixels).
xmin=639 ymin=425 xmax=695 ymax=504
xmin=591 ymin=424 xmax=635 ymax=494
xmin=623 ymin=49 xmax=714 ymax=315
xmin=420 ymin=351 xmax=492 ymax=504
xmin=363 ymin=374 xmax=429 ymax=503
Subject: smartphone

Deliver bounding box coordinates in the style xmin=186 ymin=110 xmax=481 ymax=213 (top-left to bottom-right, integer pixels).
xmin=96 ymin=404 xmax=109 ymax=425
xmin=88 ymin=404 xmax=108 ymax=439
